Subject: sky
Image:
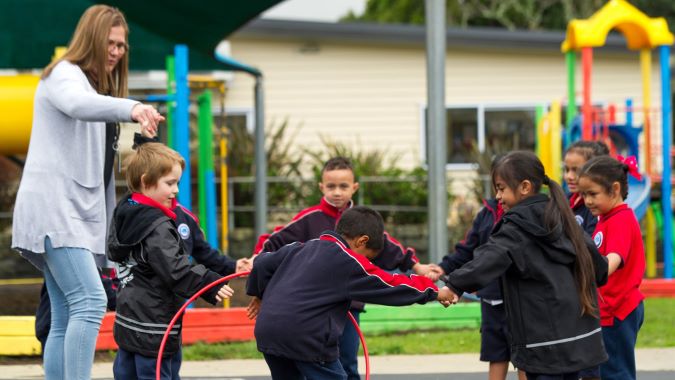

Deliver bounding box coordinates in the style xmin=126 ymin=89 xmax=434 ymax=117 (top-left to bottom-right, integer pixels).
xmin=261 ymin=0 xmax=367 ymax=22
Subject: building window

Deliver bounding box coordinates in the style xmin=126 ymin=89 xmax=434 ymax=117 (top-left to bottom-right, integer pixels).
xmin=423 ymin=104 xmax=538 ymax=166
xmin=484 ymin=108 xmax=536 ymax=153
xmin=447 ymin=108 xmax=479 ymax=164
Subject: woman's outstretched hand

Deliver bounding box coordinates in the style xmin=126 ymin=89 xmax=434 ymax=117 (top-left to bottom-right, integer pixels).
xmin=132 ymin=104 xmax=164 ymax=138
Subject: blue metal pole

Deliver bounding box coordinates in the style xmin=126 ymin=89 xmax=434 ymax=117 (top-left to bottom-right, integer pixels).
xmin=625 ymin=98 xmax=633 ymax=129
xmin=205 ymin=170 xmax=217 ymax=247
xmin=660 ymin=45 xmax=672 ymax=279
xmin=175 ymin=45 xmax=191 ymax=209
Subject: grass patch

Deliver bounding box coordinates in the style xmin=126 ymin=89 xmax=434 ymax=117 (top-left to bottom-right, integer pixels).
xmin=636 ymin=298 xmax=675 ymax=348
xmin=183 ymin=340 xmax=263 ymax=360
xmin=361 ymin=328 xmax=479 ymax=355
xmin=182 ymin=298 xmax=675 ymax=360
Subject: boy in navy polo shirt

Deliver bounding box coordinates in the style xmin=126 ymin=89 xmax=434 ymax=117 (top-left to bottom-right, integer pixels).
xmin=247 ymin=206 xmax=454 ymax=379
xmin=252 ymin=156 xmax=439 ymax=379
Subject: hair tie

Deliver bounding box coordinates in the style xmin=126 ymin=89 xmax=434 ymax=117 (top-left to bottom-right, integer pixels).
xmin=616 ymin=155 xmax=643 ymax=181
xmin=543 ymin=175 xmax=550 ymax=185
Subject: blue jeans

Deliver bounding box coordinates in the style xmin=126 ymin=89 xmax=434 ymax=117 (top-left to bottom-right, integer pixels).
xmin=114 ymin=347 xmax=181 ymax=380
xmin=42 ymin=237 xmax=107 ymax=380
xmin=263 ymin=353 xmax=347 ymax=380
xmin=340 ymin=310 xmax=361 ymax=380
xmin=601 ymin=301 xmax=644 ymax=380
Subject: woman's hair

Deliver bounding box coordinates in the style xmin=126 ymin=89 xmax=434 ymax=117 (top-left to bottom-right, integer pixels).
xmin=336 ymin=206 xmax=384 ymax=251
xmin=565 ymin=140 xmax=610 ymax=161
xmin=124 ymin=143 xmax=185 ymax=193
xmin=42 ymin=5 xmax=129 ymax=97
xmin=578 ymin=156 xmax=629 ymax=200
xmin=492 ymin=151 xmax=598 ymax=316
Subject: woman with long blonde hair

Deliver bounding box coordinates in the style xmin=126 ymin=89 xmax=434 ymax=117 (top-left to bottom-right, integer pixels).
xmin=12 ymin=5 xmax=162 ymax=379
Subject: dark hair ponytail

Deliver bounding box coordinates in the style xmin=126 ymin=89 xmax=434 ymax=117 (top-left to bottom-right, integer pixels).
xmin=493 ymin=151 xmax=597 ymax=316
xmin=545 ymin=176 xmax=598 ymax=317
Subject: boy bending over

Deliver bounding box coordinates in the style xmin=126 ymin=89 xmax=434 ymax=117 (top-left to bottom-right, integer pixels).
xmin=247 ymin=206 xmax=454 ymax=379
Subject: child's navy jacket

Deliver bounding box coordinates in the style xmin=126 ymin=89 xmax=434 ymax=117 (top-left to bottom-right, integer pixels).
xmin=438 ymin=198 xmax=502 ymax=300
xmin=569 ymin=192 xmax=598 ymax=235
xmin=253 ymin=197 xmax=419 ymax=272
xmin=174 ymin=204 xmax=237 ymax=276
xmin=445 ymin=194 xmax=609 ymax=374
xmin=247 ymin=231 xmax=438 ymax=363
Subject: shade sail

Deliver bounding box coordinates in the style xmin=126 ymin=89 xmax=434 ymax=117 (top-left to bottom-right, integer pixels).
xmin=0 ymin=0 xmax=283 ymax=70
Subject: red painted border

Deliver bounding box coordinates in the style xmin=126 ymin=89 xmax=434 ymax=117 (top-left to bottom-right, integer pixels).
xmin=96 ymin=308 xmax=255 ymax=351
xmin=640 ymin=278 xmax=675 ymax=298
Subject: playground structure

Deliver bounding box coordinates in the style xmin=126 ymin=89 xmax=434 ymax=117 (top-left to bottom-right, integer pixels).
xmin=537 ymin=0 xmax=674 ymax=279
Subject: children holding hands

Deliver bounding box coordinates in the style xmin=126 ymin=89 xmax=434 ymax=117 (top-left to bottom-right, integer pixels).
xmin=252 ymin=156 xmax=440 ymax=379
xmin=247 ymin=206 xmax=456 ymax=379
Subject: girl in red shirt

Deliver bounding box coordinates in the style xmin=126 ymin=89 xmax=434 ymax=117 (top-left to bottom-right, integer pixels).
xmin=578 ymin=155 xmax=645 ymax=380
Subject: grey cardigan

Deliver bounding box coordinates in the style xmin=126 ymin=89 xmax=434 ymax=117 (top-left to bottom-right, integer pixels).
xmin=12 ymin=61 xmax=139 ymax=269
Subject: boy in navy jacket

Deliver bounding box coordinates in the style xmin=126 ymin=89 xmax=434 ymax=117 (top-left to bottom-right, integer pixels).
xmin=247 ymin=206 xmax=454 ymax=379
xmin=252 ymin=156 xmax=439 ymax=379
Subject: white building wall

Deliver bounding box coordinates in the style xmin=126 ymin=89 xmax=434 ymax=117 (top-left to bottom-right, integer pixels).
xmin=223 ymin=36 xmax=665 ymax=172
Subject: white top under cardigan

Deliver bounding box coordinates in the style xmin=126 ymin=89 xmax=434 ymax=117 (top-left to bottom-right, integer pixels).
xmin=12 ymin=60 xmax=139 ymax=270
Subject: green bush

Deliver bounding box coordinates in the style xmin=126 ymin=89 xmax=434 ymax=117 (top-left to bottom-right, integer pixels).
xmin=226 ymin=119 xmax=305 ymax=227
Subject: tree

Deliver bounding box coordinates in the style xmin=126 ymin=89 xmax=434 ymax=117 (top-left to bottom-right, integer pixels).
xmin=341 ymin=0 xmax=675 ymax=33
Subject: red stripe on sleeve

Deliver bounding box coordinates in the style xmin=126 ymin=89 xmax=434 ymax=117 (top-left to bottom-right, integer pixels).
xmin=321 ymin=234 xmax=438 ymax=292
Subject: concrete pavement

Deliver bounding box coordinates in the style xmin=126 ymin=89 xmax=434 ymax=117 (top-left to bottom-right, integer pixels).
xmin=1 ymin=347 xmax=674 ymax=379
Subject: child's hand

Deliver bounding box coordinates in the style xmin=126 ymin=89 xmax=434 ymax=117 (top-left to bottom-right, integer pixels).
xmin=437 ymin=286 xmax=459 ymax=308
xmin=236 ymin=257 xmax=253 ymax=273
xmin=246 ymin=297 xmax=261 ymax=320
xmin=413 ymin=263 xmax=443 ymax=280
xmin=425 ymin=264 xmax=445 ymax=281
xmin=215 ymin=284 xmax=234 ymax=302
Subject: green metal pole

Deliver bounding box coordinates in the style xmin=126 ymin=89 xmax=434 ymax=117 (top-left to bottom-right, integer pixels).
xmin=166 ymin=55 xmax=176 ymax=149
xmin=197 ymin=91 xmax=212 ymax=233
xmin=566 ymin=51 xmax=576 ymax=145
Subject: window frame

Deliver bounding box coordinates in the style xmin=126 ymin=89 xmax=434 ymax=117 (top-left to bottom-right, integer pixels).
xmin=420 ymin=102 xmax=545 ymax=169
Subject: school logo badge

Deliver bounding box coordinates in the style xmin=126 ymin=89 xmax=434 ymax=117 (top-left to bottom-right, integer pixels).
xmin=594 ymin=231 xmax=603 ymax=248
xmin=575 ymin=215 xmax=584 ymax=226
xmin=178 ymin=223 xmax=190 ymax=240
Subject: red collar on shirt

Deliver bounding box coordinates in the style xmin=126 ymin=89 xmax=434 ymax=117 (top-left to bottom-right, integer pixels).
xmin=569 ymin=193 xmax=583 ymax=209
xmin=319 ymin=197 xmax=353 ymax=219
xmin=482 ymin=199 xmax=504 ymax=224
xmin=599 ymin=203 xmax=629 ymax=222
xmin=131 ymin=193 xmax=177 ymax=220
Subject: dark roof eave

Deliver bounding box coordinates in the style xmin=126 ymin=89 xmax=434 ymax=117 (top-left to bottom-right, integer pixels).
xmin=235 ymin=18 xmax=631 ymax=53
